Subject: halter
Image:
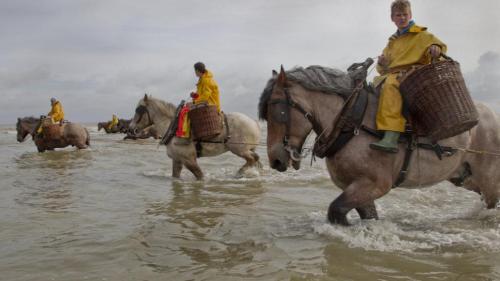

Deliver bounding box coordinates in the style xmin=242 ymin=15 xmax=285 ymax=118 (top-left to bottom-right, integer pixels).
xmin=267 ymin=87 xmax=318 ymax=161
xmin=134 ymin=105 xmax=154 ymax=129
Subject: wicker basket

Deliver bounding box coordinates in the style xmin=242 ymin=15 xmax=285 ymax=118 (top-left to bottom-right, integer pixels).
xmin=189 ymin=104 xmax=222 ymax=140
xmin=43 ymin=124 xmax=62 ymax=139
xmin=399 ymin=58 xmax=478 ymax=141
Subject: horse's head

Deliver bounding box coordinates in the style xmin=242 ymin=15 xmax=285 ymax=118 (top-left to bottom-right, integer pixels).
xmin=128 ymin=94 xmax=154 ymax=135
xmin=16 ymin=117 xmax=38 ymax=142
xmin=97 ymin=122 xmax=104 ymax=131
xmin=259 ymin=67 xmax=315 ymax=172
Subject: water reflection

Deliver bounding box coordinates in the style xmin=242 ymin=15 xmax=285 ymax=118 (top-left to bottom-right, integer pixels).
xmin=14 ymin=150 xmax=93 ymax=213
xmin=322 ymin=242 xmax=498 ymax=281
xmin=134 ymin=179 xmax=266 ymax=275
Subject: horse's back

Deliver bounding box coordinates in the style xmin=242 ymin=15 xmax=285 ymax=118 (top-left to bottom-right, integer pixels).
xmin=63 ymin=123 xmax=90 ymax=142
xmin=226 ymin=112 xmax=260 ymax=142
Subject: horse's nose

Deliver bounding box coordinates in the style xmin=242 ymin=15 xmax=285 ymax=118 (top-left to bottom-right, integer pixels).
xmin=271 ymin=159 xmax=288 ymax=172
xmin=268 ymin=143 xmax=289 ymax=172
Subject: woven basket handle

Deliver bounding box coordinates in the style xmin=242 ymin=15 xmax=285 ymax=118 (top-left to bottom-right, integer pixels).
xmin=433 ymin=53 xmax=453 ymax=63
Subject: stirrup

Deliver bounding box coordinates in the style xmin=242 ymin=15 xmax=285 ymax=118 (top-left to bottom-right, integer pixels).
xmin=369 ymin=142 xmax=399 ymax=153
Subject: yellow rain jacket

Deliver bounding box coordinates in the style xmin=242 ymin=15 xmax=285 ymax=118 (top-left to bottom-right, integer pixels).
xmin=195 ymin=70 xmax=221 ymax=112
xmin=374 ymin=24 xmax=447 ymax=132
xmin=48 ymin=101 xmax=65 ymax=122
xmin=108 ymin=114 xmax=119 ymax=129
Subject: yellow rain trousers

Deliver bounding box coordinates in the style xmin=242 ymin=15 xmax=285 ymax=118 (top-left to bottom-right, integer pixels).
xmin=374 ymin=24 xmax=447 ymax=132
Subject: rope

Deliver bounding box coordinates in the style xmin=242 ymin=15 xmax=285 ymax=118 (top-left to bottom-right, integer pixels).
xmin=454 ymin=147 xmax=500 ymax=157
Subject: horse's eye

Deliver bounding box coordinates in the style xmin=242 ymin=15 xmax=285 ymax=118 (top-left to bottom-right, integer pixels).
xmin=135 ymin=107 xmax=145 ymax=114
xmin=270 ymin=103 xmax=289 ymax=123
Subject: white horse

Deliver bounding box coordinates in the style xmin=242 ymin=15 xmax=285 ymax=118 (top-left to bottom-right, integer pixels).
xmin=128 ymin=94 xmax=262 ymax=180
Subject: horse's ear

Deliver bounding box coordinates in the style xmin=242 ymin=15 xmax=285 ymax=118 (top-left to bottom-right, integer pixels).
xmin=277 ymin=65 xmax=286 ymax=85
xmin=144 ymin=93 xmax=148 ymax=102
xmin=17 ymin=117 xmax=21 ymax=122
xmin=272 ymin=69 xmax=278 ymax=77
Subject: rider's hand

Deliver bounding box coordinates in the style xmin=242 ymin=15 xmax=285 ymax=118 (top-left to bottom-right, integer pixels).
xmin=190 ymin=92 xmax=199 ymax=99
xmin=377 ymin=54 xmax=388 ymax=67
xmin=429 ymin=45 xmax=441 ymax=59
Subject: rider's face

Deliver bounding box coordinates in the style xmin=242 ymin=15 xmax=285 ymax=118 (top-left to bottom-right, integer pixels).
xmin=391 ymin=7 xmax=412 ymax=30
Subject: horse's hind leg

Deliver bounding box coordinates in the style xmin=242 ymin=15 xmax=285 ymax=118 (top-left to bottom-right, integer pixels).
xmin=328 ymin=178 xmax=389 ymax=225
xmin=184 ymin=159 xmax=203 ymax=180
xmin=355 ymin=201 xmax=378 ymax=220
xmin=252 ymin=150 xmax=263 ymax=169
xmin=236 ymin=150 xmax=258 ymax=175
xmin=172 ymin=160 xmax=183 ymax=179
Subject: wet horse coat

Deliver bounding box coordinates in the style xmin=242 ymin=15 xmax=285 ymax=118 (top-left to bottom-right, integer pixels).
xmin=260 ymin=66 xmax=500 ymax=225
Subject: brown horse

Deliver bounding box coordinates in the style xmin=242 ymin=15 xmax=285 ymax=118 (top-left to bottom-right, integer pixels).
xmin=259 ymin=66 xmax=500 ymax=225
xmin=17 ymin=117 xmax=90 ymax=152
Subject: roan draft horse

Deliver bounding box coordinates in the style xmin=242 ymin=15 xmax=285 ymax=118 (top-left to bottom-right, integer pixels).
xmin=259 ymin=64 xmax=500 ymax=225
xmin=128 ymin=94 xmax=262 ymax=179
xmin=17 ymin=117 xmax=90 ymax=152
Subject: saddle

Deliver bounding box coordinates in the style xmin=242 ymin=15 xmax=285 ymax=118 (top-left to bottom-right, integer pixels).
xmin=160 ymin=101 xmax=229 ymax=146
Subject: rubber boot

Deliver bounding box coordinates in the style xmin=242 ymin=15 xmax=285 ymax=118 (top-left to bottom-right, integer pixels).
xmin=369 ymin=131 xmax=400 ymax=153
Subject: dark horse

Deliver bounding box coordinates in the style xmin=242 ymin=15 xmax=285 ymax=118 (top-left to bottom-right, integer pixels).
xmin=260 ymin=66 xmax=500 ymax=225
xmin=17 ymin=117 xmax=90 ymax=152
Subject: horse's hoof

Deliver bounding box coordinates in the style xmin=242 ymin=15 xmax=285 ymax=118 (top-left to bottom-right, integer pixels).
xmin=328 ymin=204 xmax=351 ymax=226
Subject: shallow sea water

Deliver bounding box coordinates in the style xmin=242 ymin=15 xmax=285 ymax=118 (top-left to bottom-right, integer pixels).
xmin=1 ymin=124 xmax=499 ymax=281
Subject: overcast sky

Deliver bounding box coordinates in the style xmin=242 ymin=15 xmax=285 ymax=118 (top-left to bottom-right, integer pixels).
xmin=1 ymin=0 xmax=499 ymax=124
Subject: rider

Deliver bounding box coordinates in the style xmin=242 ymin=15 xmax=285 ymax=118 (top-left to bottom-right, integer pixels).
xmin=37 ymin=97 xmax=65 ymax=135
xmin=108 ymin=114 xmax=119 ymax=130
xmin=176 ymin=62 xmax=221 ymax=140
xmin=370 ymin=0 xmax=446 ymax=153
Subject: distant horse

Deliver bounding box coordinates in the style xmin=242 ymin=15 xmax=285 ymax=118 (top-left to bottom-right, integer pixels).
xmin=17 ymin=117 xmax=90 ymax=152
xmin=98 ymin=119 xmax=129 ymax=134
xmin=260 ymin=66 xmax=500 ymax=225
xmin=128 ymin=94 xmax=262 ymax=179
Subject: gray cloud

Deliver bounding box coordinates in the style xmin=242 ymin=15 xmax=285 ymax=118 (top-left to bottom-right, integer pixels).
xmin=465 ymin=51 xmax=500 ymax=112
xmin=1 ymin=0 xmax=499 ymax=124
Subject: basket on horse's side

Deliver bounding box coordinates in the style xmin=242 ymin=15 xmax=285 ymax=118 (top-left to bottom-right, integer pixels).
xmin=43 ymin=124 xmax=62 ymax=139
xmin=189 ymin=104 xmax=222 ymax=140
xmin=399 ymin=58 xmax=478 ymax=141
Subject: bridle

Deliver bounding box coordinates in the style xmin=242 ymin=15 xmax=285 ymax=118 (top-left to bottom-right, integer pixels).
xmin=267 ymin=58 xmax=374 ymax=162
xmin=267 ymin=87 xmax=318 ymax=161
xmin=134 ymin=105 xmax=154 ymax=131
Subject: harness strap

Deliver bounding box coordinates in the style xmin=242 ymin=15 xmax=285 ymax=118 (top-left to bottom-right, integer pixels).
xmin=393 ymin=137 xmax=415 ymax=187
xmin=223 ymin=112 xmax=230 ymax=143
xmin=313 ymin=86 xmax=369 ymax=158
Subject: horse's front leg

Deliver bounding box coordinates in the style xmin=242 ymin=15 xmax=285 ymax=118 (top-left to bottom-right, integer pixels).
xmin=184 ymin=159 xmax=203 ymax=180
xmin=328 ymin=178 xmax=390 ymax=225
xmin=172 ymin=160 xmax=183 ymax=178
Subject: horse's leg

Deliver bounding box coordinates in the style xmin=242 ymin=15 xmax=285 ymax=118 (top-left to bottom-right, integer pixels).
xmin=184 ymin=159 xmax=203 ymax=180
xmin=236 ymin=150 xmax=257 ymax=175
xmin=328 ymin=178 xmax=390 ymax=225
xmin=172 ymin=160 xmax=183 ymax=179
xmin=355 ymin=201 xmax=379 ymax=220
xmin=252 ymin=150 xmax=263 ymax=169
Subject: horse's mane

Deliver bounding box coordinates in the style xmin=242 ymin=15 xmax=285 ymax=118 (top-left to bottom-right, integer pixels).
xmin=19 ymin=116 xmax=39 ymax=124
xmin=258 ymin=66 xmax=354 ymax=120
xmin=145 ymin=96 xmax=177 ymax=119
